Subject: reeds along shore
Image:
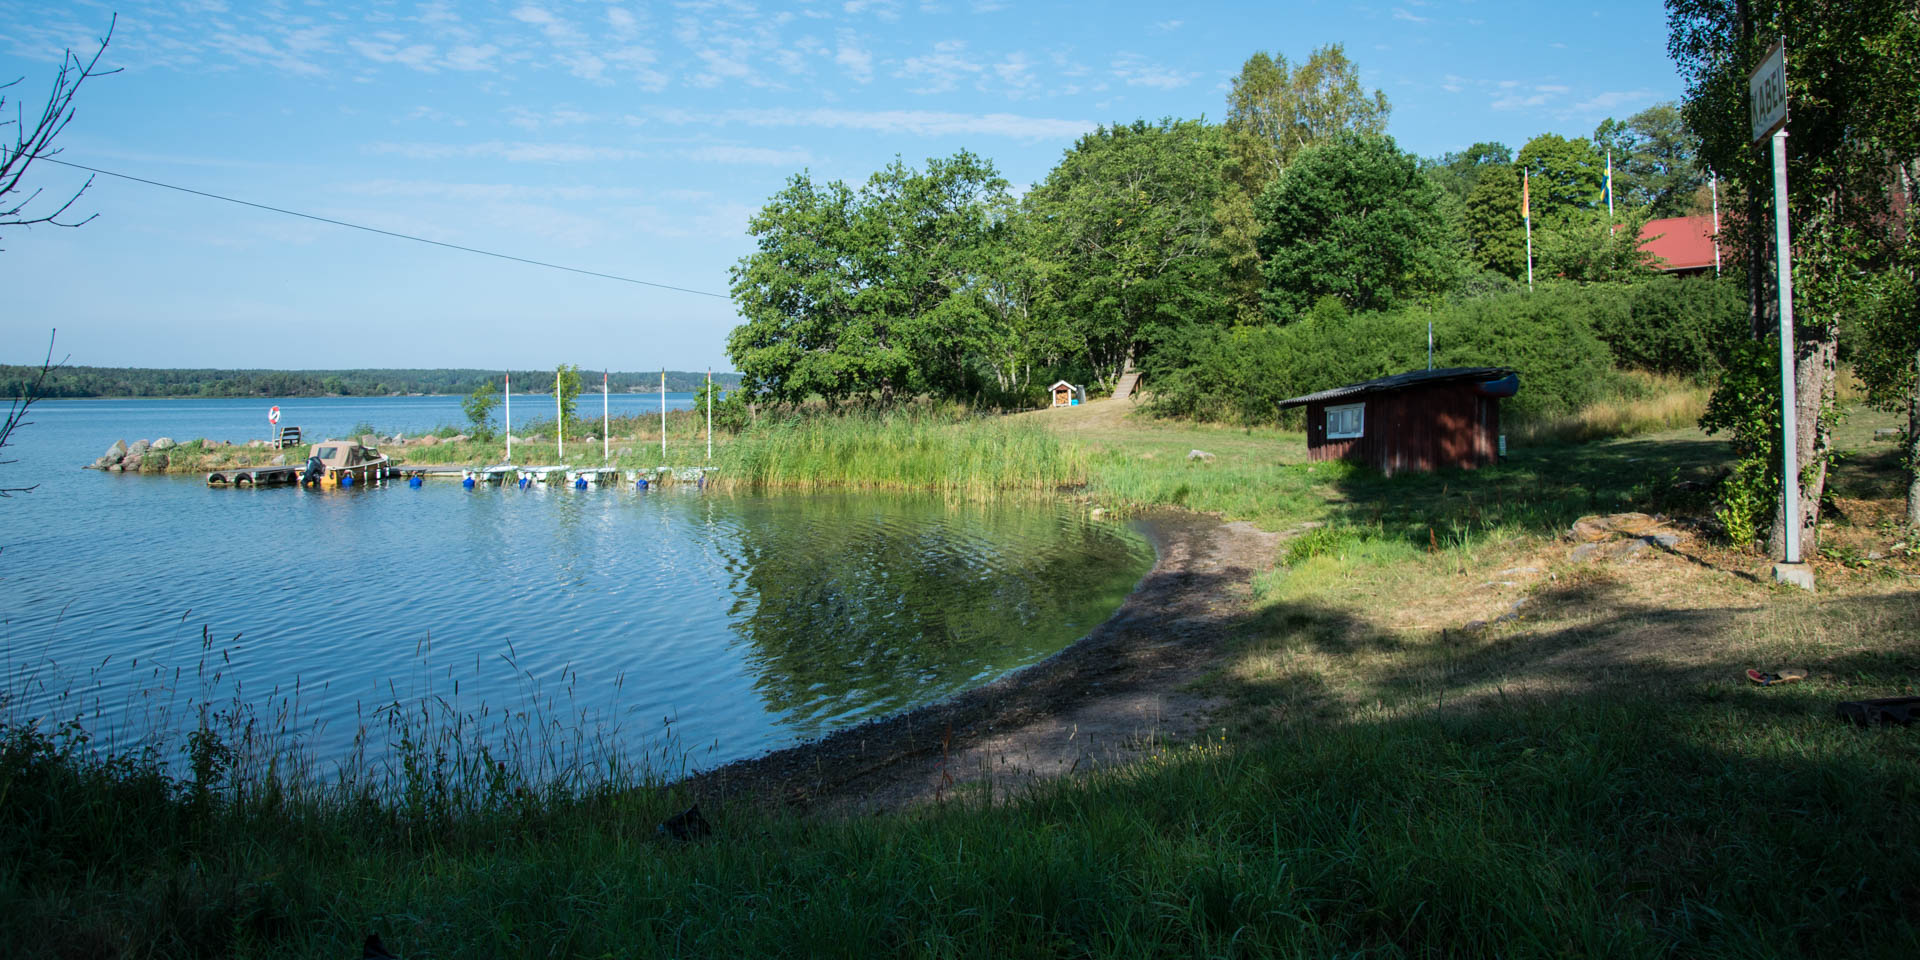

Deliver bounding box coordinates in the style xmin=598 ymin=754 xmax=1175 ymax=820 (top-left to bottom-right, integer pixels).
xmin=708 ymin=413 xmax=1085 ymax=495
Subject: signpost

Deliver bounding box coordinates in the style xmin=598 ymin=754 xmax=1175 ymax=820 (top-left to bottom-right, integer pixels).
xmin=268 ymin=405 xmax=280 ymax=425
xmin=268 ymin=405 xmax=280 ymax=445
xmin=1749 ymin=40 xmax=1807 ymax=581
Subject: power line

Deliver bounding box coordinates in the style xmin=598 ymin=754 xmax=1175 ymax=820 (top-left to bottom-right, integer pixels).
xmin=33 ymin=155 xmax=731 ymax=299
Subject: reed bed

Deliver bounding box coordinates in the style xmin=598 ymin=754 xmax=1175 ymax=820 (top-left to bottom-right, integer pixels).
xmin=710 ymin=411 xmax=1086 ymax=496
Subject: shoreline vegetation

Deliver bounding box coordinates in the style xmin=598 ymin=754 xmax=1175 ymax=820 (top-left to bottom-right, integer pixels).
xmin=14 ymin=384 xmax=1920 ymax=956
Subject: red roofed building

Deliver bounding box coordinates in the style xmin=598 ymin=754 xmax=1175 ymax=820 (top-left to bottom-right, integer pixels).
xmin=1638 ymin=214 xmax=1719 ymax=275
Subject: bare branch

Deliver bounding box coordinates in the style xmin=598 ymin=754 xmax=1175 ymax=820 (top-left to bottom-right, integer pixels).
xmin=0 ymin=14 xmax=119 ymax=246
xmin=0 ymin=330 xmax=67 ymax=498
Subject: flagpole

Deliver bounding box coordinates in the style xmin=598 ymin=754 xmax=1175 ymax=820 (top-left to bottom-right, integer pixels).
xmin=602 ymin=370 xmax=609 ymax=463
xmin=1710 ymin=172 xmax=1722 ymax=277
xmin=660 ymin=370 xmax=666 ymax=460
xmin=706 ymin=368 xmax=713 ymax=461
xmin=1605 ymin=149 xmax=1615 ymax=226
xmin=556 ymin=373 xmax=563 ymax=462
xmin=1523 ymin=169 xmax=1534 ymax=291
xmin=504 ymin=372 xmax=511 ymax=463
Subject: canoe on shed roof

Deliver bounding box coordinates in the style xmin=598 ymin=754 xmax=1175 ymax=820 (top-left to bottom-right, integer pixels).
xmin=1276 ymin=366 xmax=1516 ymax=409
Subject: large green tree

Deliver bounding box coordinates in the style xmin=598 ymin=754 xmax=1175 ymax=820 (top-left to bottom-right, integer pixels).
xmin=1516 ymin=133 xmax=1606 ymax=217
xmin=1256 ymin=132 xmax=1459 ymax=318
xmin=1592 ymin=102 xmax=1708 ymax=218
xmin=1670 ymin=0 xmax=1920 ymax=547
xmin=1463 ymin=162 xmax=1528 ymax=279
xmin=1424 ymin=141 xmax=1514 ymax=204
xmin=1023 ymin=120 xmax=1238 ymax=389
xmin=727 ymin=153 xmax=1012 ymax=407
xmin=1225 ymin=45 xmax=1391 ymax=180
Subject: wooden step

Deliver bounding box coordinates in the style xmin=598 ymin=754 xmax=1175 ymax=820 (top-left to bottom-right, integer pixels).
xmin=1111 ymin=370 xmax=1142 ymax=401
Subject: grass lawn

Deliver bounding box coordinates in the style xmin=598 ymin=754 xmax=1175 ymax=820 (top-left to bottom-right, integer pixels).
xmin=9 ymin=395 xmax=1920 ymax=958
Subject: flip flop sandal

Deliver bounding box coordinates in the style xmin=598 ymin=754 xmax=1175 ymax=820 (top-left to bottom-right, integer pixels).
xmin=1747 ymin=669 xmax=1805 ymax=686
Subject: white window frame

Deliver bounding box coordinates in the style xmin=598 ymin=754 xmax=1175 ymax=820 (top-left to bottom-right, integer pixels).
xmin=1325 ymin=402 xmax=1365 ymax=440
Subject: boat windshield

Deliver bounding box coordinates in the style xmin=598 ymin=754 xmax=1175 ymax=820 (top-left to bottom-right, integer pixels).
xmin=314 ymin=446 xmax=338 ymax=460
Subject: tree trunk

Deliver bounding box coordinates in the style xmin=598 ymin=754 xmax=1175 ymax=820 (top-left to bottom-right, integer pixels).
xmin=1909 ymin=343 xmax=1920 ymax=532
xmin=1768 ymin=327 xmax=1837 ymax=558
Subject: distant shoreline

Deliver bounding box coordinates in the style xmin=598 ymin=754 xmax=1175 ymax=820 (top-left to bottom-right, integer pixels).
xmin=3 ymin=365 xmax=742 ymax=400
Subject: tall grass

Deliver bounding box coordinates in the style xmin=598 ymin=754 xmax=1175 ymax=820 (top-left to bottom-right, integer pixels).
xmin=1508 ymin=371 xmax=1710 ymax=447
xmin=712 ymin=410 xmax=1086 ymax=496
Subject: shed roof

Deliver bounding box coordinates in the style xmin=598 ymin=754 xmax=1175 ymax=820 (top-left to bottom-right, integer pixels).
xmin=1277 ymin=366 xmax=1515 ymax=409
xmin=1638 ymin=214 xmax=1717 ymax=272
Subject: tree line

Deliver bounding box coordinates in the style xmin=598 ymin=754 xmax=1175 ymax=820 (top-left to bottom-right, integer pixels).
xmin=0 ymin=366 xmax=743 ymax=399
xmin=726 ymin=44 xmax=1721 ymax=413
xmin=728 ymin=27 xmax=1918 ymax=543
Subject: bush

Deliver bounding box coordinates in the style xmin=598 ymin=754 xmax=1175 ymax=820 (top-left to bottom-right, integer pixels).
xmin=1147 ymin=284 xmax=1620 ymax=424
xmin=1598 ymin=276 xmax=1748 ymax=379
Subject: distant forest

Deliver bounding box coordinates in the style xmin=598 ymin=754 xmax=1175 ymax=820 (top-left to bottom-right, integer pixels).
xmin=0 ymin=366 xmax=743 ymax=399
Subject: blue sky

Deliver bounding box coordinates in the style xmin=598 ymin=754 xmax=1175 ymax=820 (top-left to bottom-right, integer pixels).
xmin=2 ymin=0 xmax=1684 ymax=371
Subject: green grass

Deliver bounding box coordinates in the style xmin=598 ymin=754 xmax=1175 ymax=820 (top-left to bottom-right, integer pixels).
xmin=710 ymin=410 xmax=1085 ymax=496
xmin=9 ymin=672 xmax=1920 ymax=958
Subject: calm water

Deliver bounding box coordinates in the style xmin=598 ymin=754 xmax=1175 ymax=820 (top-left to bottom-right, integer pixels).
xmin=0 ymin=397 xmax=1154 ymax=772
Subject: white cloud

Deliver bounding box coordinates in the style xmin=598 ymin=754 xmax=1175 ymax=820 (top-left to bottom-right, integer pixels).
xmin=652 ymin=106 xmax=1094 ymax=140
xmin=607 ymin=7 xmax=638 ymax=37
xmin=1109 ymin=52 xmax=1193 ymax=90
xmin=366 ymin=141 xmax=647 ymax=163
xmin=898 ymin=39 xmax=984 ymax=93
xmin=1393 ymin=8 xmax=1430 ymax=23
xmin=443 ymin=44 xmax=499 ymax=71
xmin=682 ymin=145 xmax=814 ymax=165
xmin=835 ymin=29 xmax=874 ymax=82
xmin=1572 ymin=89 xmax=1659 ymax=113
xmin=1152 ymin=20 xmax=1183 ymax=31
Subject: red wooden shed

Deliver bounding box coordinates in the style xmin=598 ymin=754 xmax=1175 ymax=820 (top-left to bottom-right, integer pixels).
xmin=1278 ymin=366 xmax=1519 ymax=475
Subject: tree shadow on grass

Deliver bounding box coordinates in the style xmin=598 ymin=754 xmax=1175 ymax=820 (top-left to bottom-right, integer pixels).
xmin=1320 ymin=433 xmax=1732 ymax=544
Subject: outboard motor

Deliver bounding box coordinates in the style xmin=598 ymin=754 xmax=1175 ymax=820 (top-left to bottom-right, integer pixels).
xmin=300 ymin=455 xmax=325 ymax=486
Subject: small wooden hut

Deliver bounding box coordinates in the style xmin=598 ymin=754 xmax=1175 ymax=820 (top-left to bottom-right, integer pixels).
xmin=1277 ymin=367 xmax=1518 ymax=475
xmin=1049 ymin=381 xmax=1086 ymax=408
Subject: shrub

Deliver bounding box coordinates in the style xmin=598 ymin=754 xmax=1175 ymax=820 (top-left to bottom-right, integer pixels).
xmin=1598 ymin=275 xmax=1748 ymax=379
xmin=1148 ymin=284 xmax=1619 ymax=424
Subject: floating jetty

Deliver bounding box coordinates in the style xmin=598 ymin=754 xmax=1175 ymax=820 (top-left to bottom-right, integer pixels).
xmin=205 ymin=465 xmax=304 ymax=486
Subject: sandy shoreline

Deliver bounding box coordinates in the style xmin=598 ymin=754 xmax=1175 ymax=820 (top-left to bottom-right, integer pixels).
xmin=683 ymin=508 xmax=1279 ymax=814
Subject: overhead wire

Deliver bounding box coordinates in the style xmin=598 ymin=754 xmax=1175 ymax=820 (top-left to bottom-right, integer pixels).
xmin=31 ymin=155 xmax=730 ymax=299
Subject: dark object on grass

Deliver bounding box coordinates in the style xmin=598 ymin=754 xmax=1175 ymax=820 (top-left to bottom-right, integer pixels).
xmin=658 ymin=803 xmax=712 ymax=841
xmin=1836 ymin=697 xmax=1920 ymax=727
xmin=1747 ymin=668 xmax=1805 ymax=686
xmin=363 ymin=932 xmax=399 ymax=959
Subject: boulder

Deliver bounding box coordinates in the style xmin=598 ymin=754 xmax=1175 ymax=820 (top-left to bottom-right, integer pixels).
xmin=91 ymin=455 xmax=116 ymax=469
xmin=152 ymin=437 xmax=176 ymax=451
xmin=247 ymin=439 xmax=265 ymax=449
xmin=449 ymin=433 xmax=469 ymax=443
xmin=270 ymin=454 xmax=287 ymax=466
xmin=415 ymin=435 xmax=439 ymax=447
xmin=120 ymin=454 xmax=142 ymax=469
xmin=104 ymin=440 xmax=128 ymax=461
xmin=1187 ymin=449 xmax=1216 ymax=462
xmin=126 ymin=439 xmax=151 ymax=458
xmin=362 ymin=434 xmax=382 ymax=448
xmin=107 ymin=463 xmax=124 ymax=473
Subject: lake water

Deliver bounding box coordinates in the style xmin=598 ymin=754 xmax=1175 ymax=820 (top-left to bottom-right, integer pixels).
xmin=0 ymin=396 xmax=1154 ymax=774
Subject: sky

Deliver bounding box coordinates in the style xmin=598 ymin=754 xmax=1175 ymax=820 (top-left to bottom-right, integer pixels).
xmin=1 ymin=0 xmax=1687 ymax=372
